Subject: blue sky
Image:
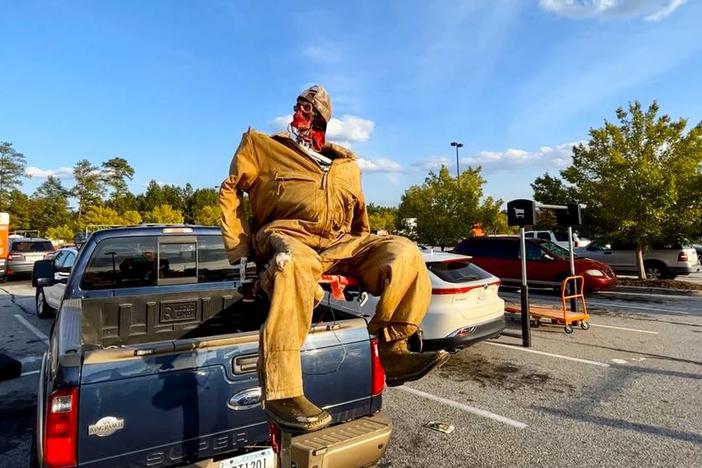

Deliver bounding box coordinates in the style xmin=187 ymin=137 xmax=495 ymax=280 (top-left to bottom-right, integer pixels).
xmin=2 ymin=0 xmax=702 ymax=207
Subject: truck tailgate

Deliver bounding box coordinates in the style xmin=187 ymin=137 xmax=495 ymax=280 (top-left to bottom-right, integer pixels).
xmin=76 ymin=320 xmax=373 ymax=467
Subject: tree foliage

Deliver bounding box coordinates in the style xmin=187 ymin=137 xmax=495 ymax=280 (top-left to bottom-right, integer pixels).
xmin=31 ymin=176 xmax=72 ymax=233
xmin=143 ymin=204 xmax=185 ymax=224
xmin=533 ymin=101 xmax=702 ymax=278
xmin=102 ymin=157 xmax=135 ymax=198
xmin=45 ymin=225 xmax=75 ymax=242
xmin=194 ymin=205 xmax=221 ymax=226
xmin=73 ymin=159 xmax=105 ymax=217
xmin=367 ymin=203 xmax=397 ymax=233
xmin=397 ymin=166 xmax=506 ymax=248
xmin=0 ymin=142 xmax=27 ymax=210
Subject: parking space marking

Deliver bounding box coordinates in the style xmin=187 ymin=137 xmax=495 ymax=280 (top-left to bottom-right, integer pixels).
xmin=395 ymin=386 xmax=528 ymax=429
xmin=20 ymin=370 xmax=40 ymax=377
xmin=586 ymin=301 xmax=691 ymax=315
xmin=13 ymin=314 xmax=49 ymax=345
xmin=486 ymin=342 xmax=610 ymax=368
xmin=589 ymin=323 xmax=658 ymax=334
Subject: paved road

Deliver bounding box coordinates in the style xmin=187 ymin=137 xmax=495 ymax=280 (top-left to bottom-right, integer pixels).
xmin=1 ymin=280 xmax=701 ymax=467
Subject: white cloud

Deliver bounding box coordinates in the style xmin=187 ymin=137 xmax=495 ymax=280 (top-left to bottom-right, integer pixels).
xmin=327 ymin=115 xmax=375 ymax=143
xmin=357 ymin=158 xmax=403 ymax=173
xmin=25 ymin=166 xmax=74 ymax=179
xmin=538 ymin=0 xmax=687 ymax=20
xmin=271 ymin=114 xmax=375 ymax=145
xmin=415 ymin=141 xmax=586 ymax=174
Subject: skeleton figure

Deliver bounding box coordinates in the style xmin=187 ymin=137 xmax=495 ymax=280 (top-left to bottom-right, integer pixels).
xmin=219 ymin=85 xmax=449 ymax=433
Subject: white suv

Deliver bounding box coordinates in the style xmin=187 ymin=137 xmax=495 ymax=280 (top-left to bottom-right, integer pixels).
xmin=576 ymin=241 xmax=700 ymax=279
xmin=525 ymin=230 xmax=590 ymax=249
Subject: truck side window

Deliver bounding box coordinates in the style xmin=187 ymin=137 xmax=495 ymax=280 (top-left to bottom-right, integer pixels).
xmin=537 ymin=232 xmax=551 ymax=240
xmin=82 ymin=237 xmax=158 ymax=290
xmin=197 ymin=235 xmax=238 ymax=282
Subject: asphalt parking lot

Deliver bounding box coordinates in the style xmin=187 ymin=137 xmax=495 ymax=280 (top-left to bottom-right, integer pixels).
xmin=2 ymin=277 xmax=701 ymax=467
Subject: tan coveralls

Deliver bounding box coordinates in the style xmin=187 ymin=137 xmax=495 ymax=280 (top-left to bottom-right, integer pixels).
xmin=220 ymin=129 xmax=431 ymax=400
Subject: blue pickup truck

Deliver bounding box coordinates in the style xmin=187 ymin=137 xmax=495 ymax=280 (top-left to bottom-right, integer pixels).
xmin=31 ymin=225 xmax=391 ymax=467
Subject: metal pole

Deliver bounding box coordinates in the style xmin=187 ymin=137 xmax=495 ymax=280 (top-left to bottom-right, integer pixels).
xmin=568 ymin=226 xmax=577 ymax=312
xmin=520 ymin=227 xmax=531 ymax=347
xmin=455 ymin=145 xmax=460 ymax=178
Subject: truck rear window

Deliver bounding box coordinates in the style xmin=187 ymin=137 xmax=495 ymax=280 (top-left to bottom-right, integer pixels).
xmin=82 ymin=235 xmax=238 ymax=290
xmin=426 ymin=260 xmax=492 ymax=283
xmin=11 ymin=241 xmax=54 ymax=252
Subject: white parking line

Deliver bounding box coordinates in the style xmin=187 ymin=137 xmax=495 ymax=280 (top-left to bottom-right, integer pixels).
xmin=589 ymin=323 xmax=658 ymax=334
xmin=14 ymin=314 xmax=49 ymax=345
xmin=486 ymin=342 xmax=610 ymax=368
xmin=585 ymin=300 xmax=691 ymax=315
xmin=20 ymin=370 xmax=40 ymax=377
xmin=395 ymin=386 xmax=528 ymax=429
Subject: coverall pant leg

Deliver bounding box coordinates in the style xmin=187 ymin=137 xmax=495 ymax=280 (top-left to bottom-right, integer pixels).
xmin=257 ymin=234 xmax=323 ymax=401
xmin=332 ymin=235 xmax=432 ymax=342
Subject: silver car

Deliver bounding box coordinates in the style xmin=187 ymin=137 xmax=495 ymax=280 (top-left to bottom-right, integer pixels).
xmin=6 ymin=238 xmax=55 ymax=278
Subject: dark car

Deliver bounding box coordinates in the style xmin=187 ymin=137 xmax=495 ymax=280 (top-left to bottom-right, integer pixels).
xmin=6 ymin=237 xmax=55 ymax=278
xmin=454 ymin=236 xmax=617 ymax=291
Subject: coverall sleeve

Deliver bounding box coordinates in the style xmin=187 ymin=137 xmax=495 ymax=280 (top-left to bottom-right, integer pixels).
xmin=352 ymin=179 xmax=371 ymax=236
xmin=219 ymin=130 xmax=259 ymax=264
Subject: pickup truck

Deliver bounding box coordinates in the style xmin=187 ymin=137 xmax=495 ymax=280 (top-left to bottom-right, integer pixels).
xmin=31 ymin=225 xmax=391 ymax=468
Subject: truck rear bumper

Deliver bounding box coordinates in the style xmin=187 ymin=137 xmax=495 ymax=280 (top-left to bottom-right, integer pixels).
xmin=284 ymin=412 xmax=392 ymax=468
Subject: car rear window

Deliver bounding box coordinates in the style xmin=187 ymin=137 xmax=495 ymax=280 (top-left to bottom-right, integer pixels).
xmin=11 ymin=241 xmax=54 ymax=252
xmin=427 ymin=260 xmax=493 ymax=283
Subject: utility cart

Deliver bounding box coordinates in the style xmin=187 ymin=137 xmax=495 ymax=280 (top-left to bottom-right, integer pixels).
xmin=505 ymin=275 xmax=590 ymax=334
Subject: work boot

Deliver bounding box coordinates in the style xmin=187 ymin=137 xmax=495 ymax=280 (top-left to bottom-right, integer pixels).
xmin=379 ymin=337 xmax=450 ymax=387
xmin=263 ymin=396 xmax=332 ymax=433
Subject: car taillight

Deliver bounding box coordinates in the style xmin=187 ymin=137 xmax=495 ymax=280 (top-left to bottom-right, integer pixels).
xmin=7 ymin=253 xmax=25 ymax=261
xmin=678 ymin=252 xmax=688 ymax=262
xmin=370 ymin=338 xmax=385 ymax=396
xmin=45 ymin=387 xmax=78 ymax=468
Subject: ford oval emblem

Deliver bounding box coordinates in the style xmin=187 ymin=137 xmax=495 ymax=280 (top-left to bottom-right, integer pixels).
xmin=228 ymin=387 xmax=262 ymax=410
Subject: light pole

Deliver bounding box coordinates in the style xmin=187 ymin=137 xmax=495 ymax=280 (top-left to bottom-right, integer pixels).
xmin=450 ymin=141 xmax=463 ymax=178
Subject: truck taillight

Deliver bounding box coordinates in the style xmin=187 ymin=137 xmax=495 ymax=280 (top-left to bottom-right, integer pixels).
xmin=45 ymin=387 xmax=78 ymax=468
xmin=370 ymin=338 xmax=385 ymax=396
xmin=678 ymin=252 xmax=688 ymax=262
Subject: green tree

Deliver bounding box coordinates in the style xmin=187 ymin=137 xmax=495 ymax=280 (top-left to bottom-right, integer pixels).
xmin=106 ymin=192 xmax=139 ymax=213
xmin=101 ymin=157 xmax=135 ymax=198
xmin=45 ymin=225 xmax=75 ymax=243
xmin=560 ymin=101 xmax=702 ymax=278
xmin=397 ymin=166 xmax=505 ymax=248
xmin=194 ymin=205 xmax=221 ymax=226
xmin=120 ymin=210 xmax=142 ymax=225
xmin=367 ymin=203 xmax=397 ymax=233
xmin=5 ymin=190 xmax=33 ymax=230
xmin=138 ymin=180 xmax=165 ymax=212
xmin=31 ymin=176 xmax=72 ymax=233
xmin=143 ymin=204 xmax=184 ymax=224
xmin=0 ymin=142 xmax=27 ymax=210
xmin=79 ymin=205 xmax=123 ymax=232
xmin=73 ymin=159 xmax=105 ymax=218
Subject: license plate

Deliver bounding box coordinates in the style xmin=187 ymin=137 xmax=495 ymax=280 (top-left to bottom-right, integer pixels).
xmin=219 ymin=448 xmax=275 ymax=468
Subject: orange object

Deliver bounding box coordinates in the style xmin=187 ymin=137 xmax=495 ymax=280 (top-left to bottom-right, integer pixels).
xmin=469 ymin=223 xmax=485 ymax=238
xmin=0 ymin=213 xmax=9 ymax=261
xmin=505 ymin=275 xmax=590 ymax=334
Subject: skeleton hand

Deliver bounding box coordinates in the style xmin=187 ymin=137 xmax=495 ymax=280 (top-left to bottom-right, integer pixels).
xmin=275 ymin=251 xmax=292 ymax=271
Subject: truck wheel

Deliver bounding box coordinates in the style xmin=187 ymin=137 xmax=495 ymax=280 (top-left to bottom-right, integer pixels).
xmin=35 ymin=288 xmax=55 ymax=319
xmin=644 ymin=261 xmax=669 ymax=280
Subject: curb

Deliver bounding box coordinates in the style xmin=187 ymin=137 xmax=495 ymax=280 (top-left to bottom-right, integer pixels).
xmin=606 ymin=286 xmax=702 ymax=297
